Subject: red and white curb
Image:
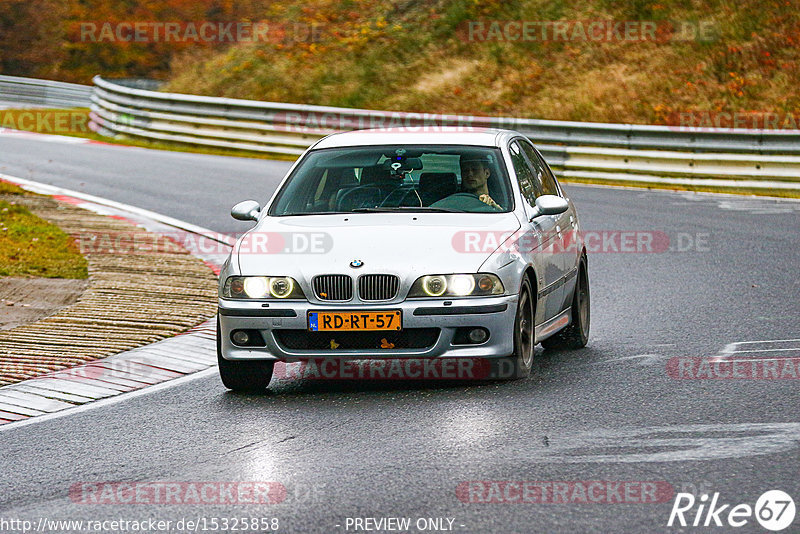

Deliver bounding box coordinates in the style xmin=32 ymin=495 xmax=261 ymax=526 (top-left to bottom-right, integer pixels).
xmin=0 ymin=127 xmax=126 ymax=148
xmin=0 ymin=174 xmax=232 ymax=427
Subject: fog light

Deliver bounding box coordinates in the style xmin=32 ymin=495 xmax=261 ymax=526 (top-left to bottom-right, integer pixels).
xmin=231 ymin=330 xmax=250 ymax=345
xmin=468 ymin=328 xmax=488 ymax=344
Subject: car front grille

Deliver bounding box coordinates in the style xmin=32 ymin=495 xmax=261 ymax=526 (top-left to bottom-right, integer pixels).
xmin=313 ymin=275 xmax=353 ymax=301
xmin=358 ymin=274 xmax=400 ymax=301
xmin=274 ymin=328 xmax=440 ymax=351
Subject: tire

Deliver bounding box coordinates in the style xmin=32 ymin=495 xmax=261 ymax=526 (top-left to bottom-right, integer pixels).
xmin=542 ymin=256 xmax=589 ymax=350
xmin=497 ymin=276 xmax=535 ymax=379
xmin=217 ymin=317 xmax=274 ymax=391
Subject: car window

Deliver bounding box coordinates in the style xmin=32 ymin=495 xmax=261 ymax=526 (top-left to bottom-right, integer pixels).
xmin=509 ymin=141 xmax=541 ymax=206
xmin=519 ymin=140 xmax=560 ymax=197
xmin=269 ymin=145 xmax=513 ymax=215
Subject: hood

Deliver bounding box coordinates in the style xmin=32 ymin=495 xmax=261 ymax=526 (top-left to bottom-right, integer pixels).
xmin=235 ymin=213 xmax=521 ymax=281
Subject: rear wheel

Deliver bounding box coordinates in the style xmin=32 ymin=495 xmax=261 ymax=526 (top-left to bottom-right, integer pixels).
xmin=542 ymin=257 xmax=589 ymax=350
xmin=498 ymin=277 xmax=535 ymax=379
xmin=217 ymin=317 xmax=274 ymax=391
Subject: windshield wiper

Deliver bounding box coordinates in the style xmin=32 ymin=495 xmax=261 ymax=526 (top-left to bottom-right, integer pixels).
xmin=351 ymin=207 xmax=463 ymax=213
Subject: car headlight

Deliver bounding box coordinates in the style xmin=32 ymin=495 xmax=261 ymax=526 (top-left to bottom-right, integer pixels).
xmin=408 ymin=274 xmax=504 ymax=298
xmin=222 ymin=276 xmax=305 ymax=299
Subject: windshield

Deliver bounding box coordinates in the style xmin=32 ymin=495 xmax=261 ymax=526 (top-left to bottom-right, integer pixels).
xmin=269 ymin=145 xmax=513 ymax=215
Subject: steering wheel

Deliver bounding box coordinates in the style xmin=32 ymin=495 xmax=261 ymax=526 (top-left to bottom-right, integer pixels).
xmin=430 ymin=192 xmax=502 ymax=212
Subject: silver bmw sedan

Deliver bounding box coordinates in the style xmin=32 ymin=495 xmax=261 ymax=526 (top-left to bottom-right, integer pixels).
xmin=217 ymin=127 xmax=589 ymax=390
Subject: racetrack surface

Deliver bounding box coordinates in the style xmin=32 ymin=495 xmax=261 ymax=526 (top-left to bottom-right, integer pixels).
xmin=1 ymin=134 xmax=799 ymax=532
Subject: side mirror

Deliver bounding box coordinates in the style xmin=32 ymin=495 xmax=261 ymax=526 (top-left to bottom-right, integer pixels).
xmin=231 ymin=200 xmax=261 ymax=221
xmin=531 ymin=195 xmax=568 ymax=219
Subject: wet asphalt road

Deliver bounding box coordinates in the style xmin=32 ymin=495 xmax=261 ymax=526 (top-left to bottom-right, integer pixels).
xmin=1 ymin=135 xmax=799 ymax=533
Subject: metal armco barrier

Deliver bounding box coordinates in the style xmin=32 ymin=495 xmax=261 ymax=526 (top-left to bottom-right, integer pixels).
xmin=84 ymin=75 xmax=795 ymax=187
xmin=0 ymin=75 xmax=92 ymax=109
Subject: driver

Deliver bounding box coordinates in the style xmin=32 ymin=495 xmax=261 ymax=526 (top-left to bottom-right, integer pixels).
xmin=460 ymin=155 xmax=502 ymax=210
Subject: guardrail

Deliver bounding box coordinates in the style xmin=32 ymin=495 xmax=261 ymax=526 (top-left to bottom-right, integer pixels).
xmin=88 ymin=75 xmax=800 ymax=188
xmin=0 ymin=75 xmax=92 ymax=109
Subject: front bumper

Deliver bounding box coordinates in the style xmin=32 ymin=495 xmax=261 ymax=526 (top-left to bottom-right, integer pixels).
xmin=218 ymin=295 xmax=518 ymax=361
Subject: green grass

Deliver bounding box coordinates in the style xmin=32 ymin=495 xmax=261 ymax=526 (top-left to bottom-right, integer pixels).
xmin=0 ymin=181 xmax=26 ymax=195
xmin=0 ymin=200 xmax=88 ymax=279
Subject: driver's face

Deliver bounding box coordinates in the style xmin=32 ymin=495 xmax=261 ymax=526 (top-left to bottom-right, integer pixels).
xmin=461 ymin=161 xmax=490 ymax=189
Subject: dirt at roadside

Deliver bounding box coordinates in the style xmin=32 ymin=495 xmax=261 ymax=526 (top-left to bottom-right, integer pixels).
xmin=0 ymin=277 xmax=89 ymax=330
xmin=0 ymin=193 xmax=218 ymax=386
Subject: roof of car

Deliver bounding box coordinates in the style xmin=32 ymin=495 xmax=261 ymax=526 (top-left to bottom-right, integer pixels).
xmin=311 ymin=127 xmax=521 ymax=150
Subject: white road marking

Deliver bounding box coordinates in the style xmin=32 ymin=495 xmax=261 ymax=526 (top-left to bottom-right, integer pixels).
xmin=673 ymin=190 xmax=800 ymax=213
xmin=0 ymin=128 xmax=94 ymax=144
xmin=0 ymin=368 xmax=218 ymax=433
xmin=524 ymin=423 xmax=800 ymax=464
xmin=593 ymin=354 xmax=664 ymax=366
xmin=716 ymin=339 xmax=800 ymax=361
xmin=726 ymin=348 xmax=800 ymax=354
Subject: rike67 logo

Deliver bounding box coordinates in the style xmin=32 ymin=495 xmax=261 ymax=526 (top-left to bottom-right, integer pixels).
xmin=668 ymin=490 xmax=795 ymax=531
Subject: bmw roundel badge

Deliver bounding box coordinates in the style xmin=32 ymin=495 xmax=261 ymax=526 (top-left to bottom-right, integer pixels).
xmin=350 ymin=260 xmax=364 ymax=268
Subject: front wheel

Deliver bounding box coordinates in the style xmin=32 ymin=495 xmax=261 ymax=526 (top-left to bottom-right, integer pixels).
xmin=542 ymin=257 xmax=589 ymax=350
xmin=217 ymin=318 xmax=274 ymax=391
xmin=497 ymin=277 xmax=535 ymax=379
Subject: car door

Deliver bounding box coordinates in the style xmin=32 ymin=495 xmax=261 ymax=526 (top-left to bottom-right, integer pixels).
xmin=508 ymin=139 xmax=563 ymax=321
xmin=519 ymin=140 xmax=578 ymax=312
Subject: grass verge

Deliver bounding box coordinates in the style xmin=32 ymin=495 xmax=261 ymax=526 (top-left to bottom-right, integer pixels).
xmin=0 ymin=181 xmax=26 ymax=195
xmin=0 ymin=197 xmax=88 ymax=279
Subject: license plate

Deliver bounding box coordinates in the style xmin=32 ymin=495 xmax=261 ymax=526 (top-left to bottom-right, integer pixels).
xmin=308 ymin=310 xmax=402 ymax=331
